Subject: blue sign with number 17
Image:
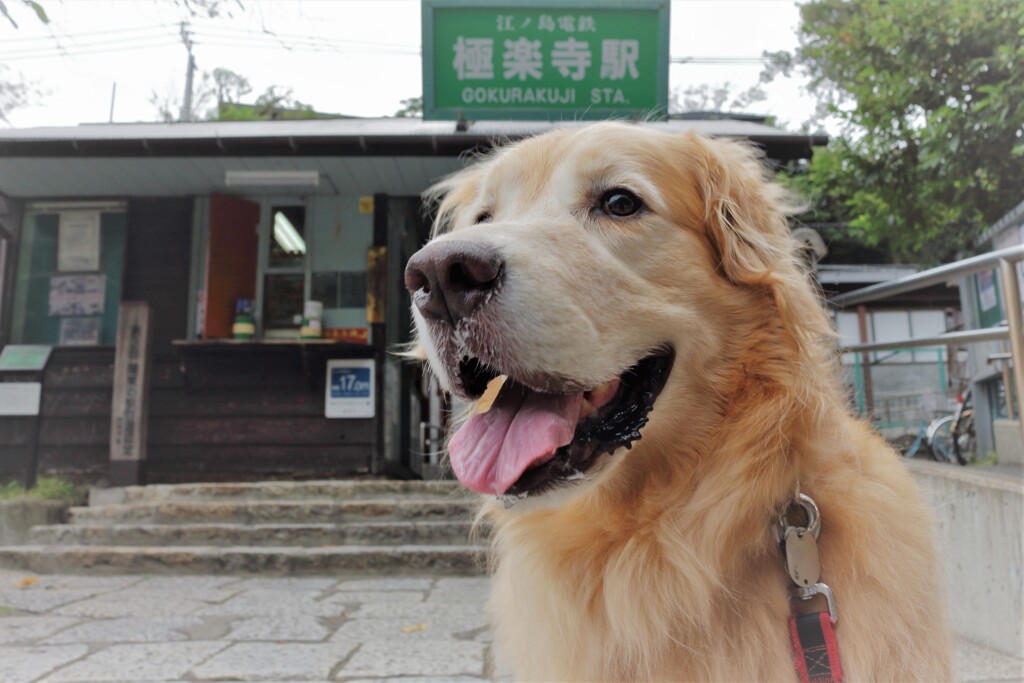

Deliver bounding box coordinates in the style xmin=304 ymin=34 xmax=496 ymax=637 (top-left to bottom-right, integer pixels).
xmin=331 ymin=367 xmax=371 ymax=399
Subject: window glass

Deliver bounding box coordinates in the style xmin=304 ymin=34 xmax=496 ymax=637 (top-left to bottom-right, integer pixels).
xmin=835 ymin=312 xmax=863 ymax=365
xmin=262 ymin=273 xmax=304 ymax=332
xmin=870 ymin=311 xmax=910 ymax=364
xmin=312 ymin=272 xmax=367 ymax=311
xmin=910 ymin=310 xmax=947 ymax=363
xmin=268 ymin=206 xmax=306 ymax=268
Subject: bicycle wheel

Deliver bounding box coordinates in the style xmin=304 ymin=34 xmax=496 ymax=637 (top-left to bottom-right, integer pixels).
xmin=953 ymin=410 xmax=977 ymax=465
xmin=926 ymin=415 xmax=956 ymax=463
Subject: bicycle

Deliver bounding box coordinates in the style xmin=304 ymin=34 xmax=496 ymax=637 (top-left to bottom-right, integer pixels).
xmin=910 ymin=390 xmax=976 ymax=465
xmin=950 ymin=389 xmax=977 ymax=465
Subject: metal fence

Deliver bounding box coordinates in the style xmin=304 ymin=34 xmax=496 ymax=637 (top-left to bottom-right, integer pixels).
xmin=832 ymin=244 xmax=1024 ymax=439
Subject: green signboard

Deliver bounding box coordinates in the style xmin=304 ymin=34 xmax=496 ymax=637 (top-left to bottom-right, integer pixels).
xmin=0 ymin=345 xmax=52 ymax=372
xmin=422 ymin=0 xmax=669 ymax=121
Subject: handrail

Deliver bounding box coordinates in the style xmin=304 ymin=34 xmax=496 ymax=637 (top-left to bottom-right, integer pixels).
xmin=839 ymin=327 xmax=1009 ymax=354
xmin=831 ymin=242 xmax=1024 ymax=440
xmin=830 ymin=243 xmax=1024 ymax=307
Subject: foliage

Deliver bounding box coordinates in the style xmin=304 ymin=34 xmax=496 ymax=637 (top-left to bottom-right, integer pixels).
xmin=393 ymin=96 xmax=423 ymax=118
xmin=0 ymin=67 xmax=32 ymax=122
xmin=0 ymin=0 xmax=47 ymax=28
xmin=669 ymin=82 xmax=766 ymax=115
xmin=0 ymin=476 xmax=83 ymax=501
xmin=216 ymin=86 xmax=318 ymax=120
xmin=150 ymin=69 xmax=320 ymax=122
xmin=770 ymin=0 xmax=1024 ymax=264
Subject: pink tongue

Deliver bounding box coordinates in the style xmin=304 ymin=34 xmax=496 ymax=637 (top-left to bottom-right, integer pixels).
xmin=448 ymin=383 xmax=583 ymax=495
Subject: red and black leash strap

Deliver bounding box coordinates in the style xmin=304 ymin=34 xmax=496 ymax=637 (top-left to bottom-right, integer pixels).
xmin=778 ymin=493 xmax=843 ymax=683
xmin=790 ymin=611 xmax=843 ymax=683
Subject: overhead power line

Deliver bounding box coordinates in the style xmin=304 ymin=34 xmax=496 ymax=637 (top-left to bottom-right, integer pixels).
xmin=0 ymin=22 xmax=766 ymax=64
xmin=0 ymin=24 xmax=171 ymax=44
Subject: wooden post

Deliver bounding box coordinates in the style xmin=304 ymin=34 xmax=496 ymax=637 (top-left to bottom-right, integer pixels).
xmin=109 ymin=302 xmax=152 ymax=486
xmin=856 ymin=305 xmax=875 ymax=418
xmin=369 ymin=193 xmax=389 ymax=475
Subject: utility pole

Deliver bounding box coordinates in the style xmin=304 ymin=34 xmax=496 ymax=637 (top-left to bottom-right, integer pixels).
xmin=179 ymin=22 xmax=195 ymax=122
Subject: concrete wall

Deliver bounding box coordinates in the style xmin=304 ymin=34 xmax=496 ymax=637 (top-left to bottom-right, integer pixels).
xmin=0 ymin=499 xmax=69 ymax=545
xmin=906 ymin=460 xmax=1024 ymax=657
xmin=993 ymin=419 xmax=1024 ymax=465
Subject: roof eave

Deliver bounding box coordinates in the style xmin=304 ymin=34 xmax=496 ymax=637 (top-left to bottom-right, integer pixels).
xmin=0 ymin=131 xmax=827 ymax=160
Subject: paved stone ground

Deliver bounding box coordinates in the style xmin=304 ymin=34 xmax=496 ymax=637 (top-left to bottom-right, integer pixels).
xmin=0 ymin=568 xmax=1020 ymax=683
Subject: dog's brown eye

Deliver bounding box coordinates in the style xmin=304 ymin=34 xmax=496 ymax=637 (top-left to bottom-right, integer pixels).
xmin=475 ymin=211 xmax=493 ymax=224
xmin=600 ymin=189 xmax=642 ymax=218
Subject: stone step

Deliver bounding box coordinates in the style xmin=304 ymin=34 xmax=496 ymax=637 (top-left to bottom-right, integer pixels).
xmin=92 ymin=479 xmax=464 ymax=506
xmin=69 ymin=498 xmax=479 ymax=526
xmin=0 ymin=544 xmax=486 ymax=575
xmin=28 ymin=520 xmax=487 ymax=547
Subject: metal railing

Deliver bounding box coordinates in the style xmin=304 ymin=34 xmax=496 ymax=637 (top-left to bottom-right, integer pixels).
xmin=832 ymin=243 xmax=1024 ymax=441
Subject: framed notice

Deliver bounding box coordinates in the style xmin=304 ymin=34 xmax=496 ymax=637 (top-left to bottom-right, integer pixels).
xmin=58 ymin=211 xmax=101 ymax=272
xmin=325 ymin=358 xmax=375 ymax=418
xmin=60 ymin=318 xmax=101 ymax=346
xmin=49 ymin=274 xmax=106 ymax=317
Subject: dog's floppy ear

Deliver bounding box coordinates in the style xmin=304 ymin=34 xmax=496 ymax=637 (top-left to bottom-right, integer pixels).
xmin=690 ymin=135 xmax=800 ymax=289
xmin=684 ymin=135 xmax=835 ymax=355
xmin=423 ymin=164 xmax=486 ymax=238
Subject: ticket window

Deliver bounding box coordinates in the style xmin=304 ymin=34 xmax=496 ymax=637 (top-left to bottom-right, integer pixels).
xmin=262 ymin=205 xmax=307 ymax=335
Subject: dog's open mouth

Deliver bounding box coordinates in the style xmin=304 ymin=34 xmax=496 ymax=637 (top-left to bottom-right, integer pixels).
xmin=447 ymin=349 xmax=674 ymax=498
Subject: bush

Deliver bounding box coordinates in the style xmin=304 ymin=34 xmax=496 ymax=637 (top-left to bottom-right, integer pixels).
xmin=0 ymin=476 xmax=83 ymax=502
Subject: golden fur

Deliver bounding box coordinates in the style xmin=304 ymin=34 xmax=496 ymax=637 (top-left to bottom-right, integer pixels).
xmin=415 ymin=122 xmax=952 ymax=681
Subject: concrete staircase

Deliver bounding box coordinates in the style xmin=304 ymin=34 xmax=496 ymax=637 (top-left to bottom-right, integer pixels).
xmin=0 ymin=480 xmax=488 ymax=575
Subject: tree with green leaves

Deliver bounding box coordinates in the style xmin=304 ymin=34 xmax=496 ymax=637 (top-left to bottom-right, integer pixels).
xmin=771 ymin=0 xmax=1024 ymax=264
xmin=393 ymin=96 xmax=423 ymax=118
xmin=0 ymin=0 xmax=46 ymax=122
xmin=150 ymin=71 xmax=324 ymax=122
xmin=669 ymin=82 xmax=766 ymax=115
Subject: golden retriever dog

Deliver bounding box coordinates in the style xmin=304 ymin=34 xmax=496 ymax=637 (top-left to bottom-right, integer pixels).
xmin=404 ymin=122 xmax=951 ymax=682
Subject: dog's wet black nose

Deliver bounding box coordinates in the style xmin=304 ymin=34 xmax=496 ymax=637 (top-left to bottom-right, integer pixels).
xmin=404 ymin=240 xmax=503 ymax=324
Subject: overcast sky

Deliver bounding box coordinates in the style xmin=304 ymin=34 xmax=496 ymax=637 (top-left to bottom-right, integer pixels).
xmin=0 ymin=0 xmax=820 ymax=130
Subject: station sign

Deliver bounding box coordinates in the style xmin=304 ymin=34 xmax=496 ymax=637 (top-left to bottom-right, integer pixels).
xmin=423 ymin=0 xmax=669 ymax=121
xmin=325 ymin=359 xmax=375 ymax=419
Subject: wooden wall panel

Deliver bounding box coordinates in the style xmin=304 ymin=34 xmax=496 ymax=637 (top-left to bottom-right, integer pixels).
xmin=1 ymin=346 xmax=377 ymax=484
xmin=124 ymin=199 xmax=193 ymax=356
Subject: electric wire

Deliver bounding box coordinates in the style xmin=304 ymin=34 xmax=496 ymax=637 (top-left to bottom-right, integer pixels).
xmin=0 ymin=24 xmax=765 ymax=64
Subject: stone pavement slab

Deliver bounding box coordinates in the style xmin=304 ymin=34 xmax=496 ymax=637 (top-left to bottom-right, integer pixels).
xmin=42 ymin=616 xmax=205 ymax=644
xmin=191 ymin=641 xmax=359 ymax=681
xmin=43 ymin=641 xmax=228 ymax=682
xmin=338 ymin=640 xmax=487 ymax=678
xmin=0 ymin=644 xmax=88 ymax=683
xmin=226 ymin=614 xmax=332 ymax=641
xmin=0 ymin=568 xmax=1018 ymax=682
xmin=0 ymin=616 xmax=79 ymax=644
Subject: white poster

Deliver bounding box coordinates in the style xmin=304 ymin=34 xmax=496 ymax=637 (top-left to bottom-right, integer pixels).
xmin=0 ymin=383 xmax=41 ymax=416
xmin=325 ymin=359 xmax=375 ymax=418
xmin=58 ymin=211 xmax=101 ymax=272
xmin=60 ymin=317 xmax=101 ymax=346
xmin=979 ymin=269 xmax=998 ymax=312
xmin=49 ymin=275 xmax=106 ymax=317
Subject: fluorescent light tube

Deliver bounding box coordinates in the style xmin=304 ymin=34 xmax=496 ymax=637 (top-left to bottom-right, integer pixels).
xmin=224 ymin=170 xmax=320 ymax=187
xmin=273 ymin=211 xmax=306 ymax=254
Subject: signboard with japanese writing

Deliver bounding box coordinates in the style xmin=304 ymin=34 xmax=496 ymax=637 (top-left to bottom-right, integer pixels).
xmin=325 ymin=359 xmax=376 ymax=419
xmin=423 ymin=0 xmax=669 ymax=120
xmin=110 ymin=303 xmax=151 ymax=462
